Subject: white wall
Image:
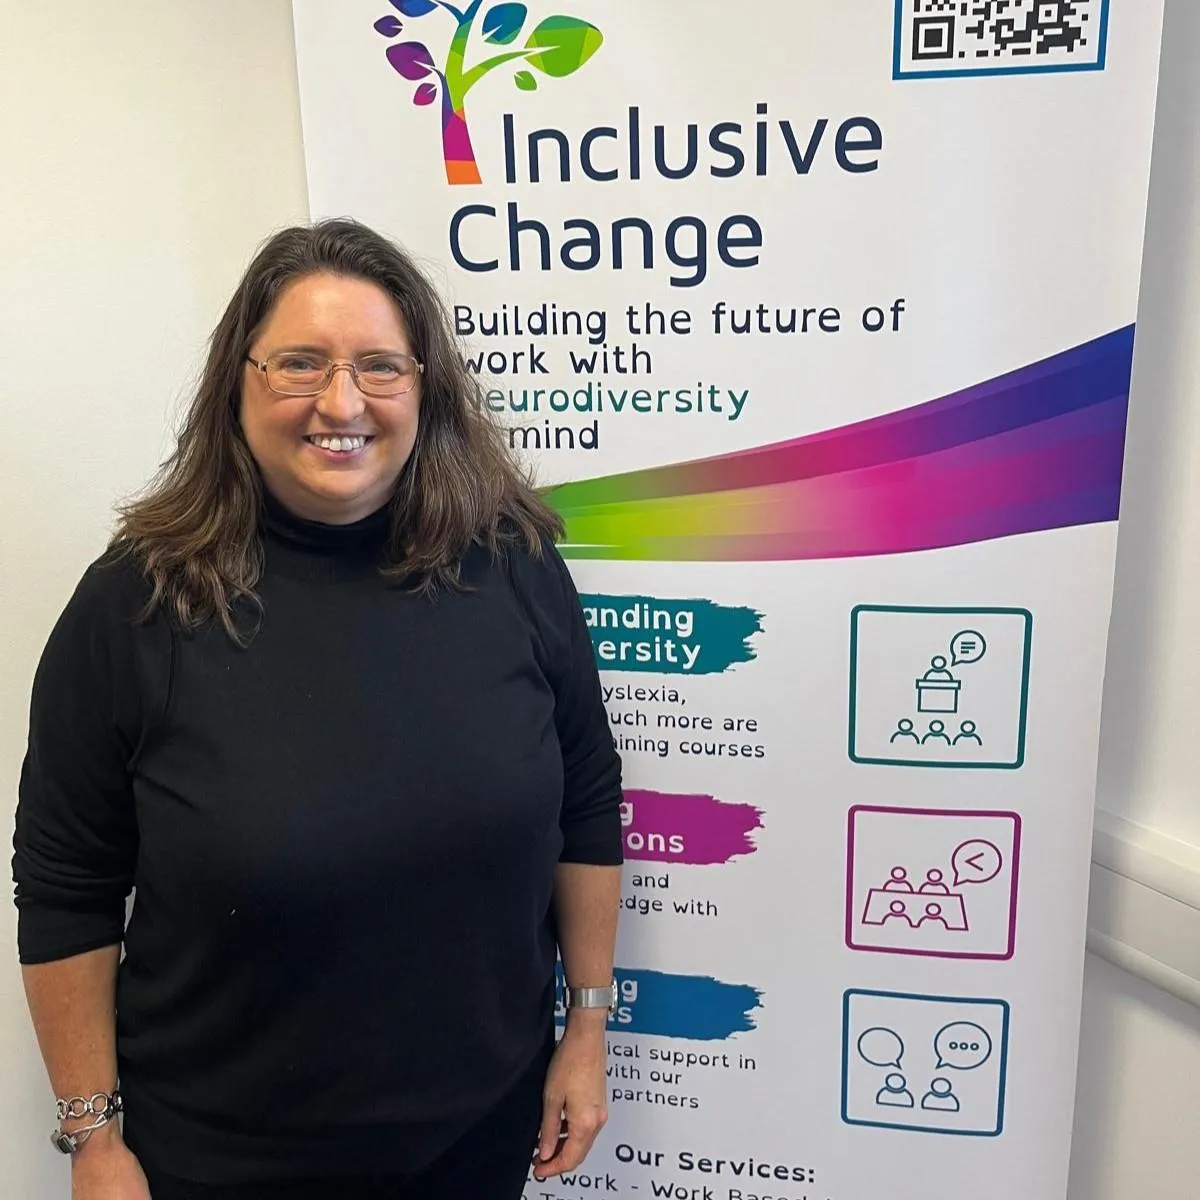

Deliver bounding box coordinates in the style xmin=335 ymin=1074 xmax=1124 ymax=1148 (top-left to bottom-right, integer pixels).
xmin=2 ymin=1 xmax=1199 ymax=1197
xmin=1069 ymin=956 xmax=1200 ymax=1200
xmin=1067 ymin=0 xmax=1200 ymax=1195
xmin=0 ymin=2 xmax=308 ymax=1195
xmin=1095 ymin=0 xmax=1200 ymax=848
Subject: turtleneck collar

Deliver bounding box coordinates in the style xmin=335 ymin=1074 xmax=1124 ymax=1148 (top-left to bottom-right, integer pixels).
xmin=260 ymin=489 xmax=393 ymax=576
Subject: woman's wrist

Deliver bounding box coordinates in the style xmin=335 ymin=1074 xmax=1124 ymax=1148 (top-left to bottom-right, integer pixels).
xmin=64 ymin=1115 xmax=123 ymax=1163
xmin=563 ymin=1006 xmax=609 ymax=1035
xmin=52 ymin=1085 xmax=124 ymax=1159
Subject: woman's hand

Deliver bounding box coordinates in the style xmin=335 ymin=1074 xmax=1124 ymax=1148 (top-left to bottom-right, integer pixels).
xmin=534 ymin=1015 xmax=609 ymax=1180
xmin=70 ymin=1126 xmax=151 ymax=1199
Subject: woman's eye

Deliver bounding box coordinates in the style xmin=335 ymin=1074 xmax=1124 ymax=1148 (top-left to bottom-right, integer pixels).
xmin=279 ymin=356 xmax=322 ymax=372
xmin=364 ymin=360 xmax=402 ymax=377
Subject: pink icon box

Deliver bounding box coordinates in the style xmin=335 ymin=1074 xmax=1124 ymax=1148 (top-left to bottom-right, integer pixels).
xmin=845 ymin=806 xmax=1022 ymax=961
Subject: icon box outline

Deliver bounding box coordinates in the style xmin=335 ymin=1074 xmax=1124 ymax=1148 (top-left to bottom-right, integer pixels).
xmin=848 ymin=604 xmax=1034 ymax=770
xmin=844 ymin=805 xmax=1022 ymax=961
xmin=841 ymin=987 xmax=1011 ymax=1137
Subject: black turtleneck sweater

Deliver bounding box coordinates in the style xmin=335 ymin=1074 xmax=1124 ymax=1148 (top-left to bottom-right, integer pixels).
xmin=12 ymin=500 xmax=622 ymax=1184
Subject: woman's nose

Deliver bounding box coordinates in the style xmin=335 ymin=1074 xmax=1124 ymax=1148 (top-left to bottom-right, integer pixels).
xmin=315 ymin=363 xmax=367 ymax=421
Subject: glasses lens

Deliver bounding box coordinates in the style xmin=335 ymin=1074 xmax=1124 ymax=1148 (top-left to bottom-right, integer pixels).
xmin=356 ymin=353 xmax=419 ymax=396
xmin=266 ymin=353 xmax=330 ymax=395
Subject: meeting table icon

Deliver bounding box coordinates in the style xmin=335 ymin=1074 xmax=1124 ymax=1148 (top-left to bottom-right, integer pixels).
xmin=860 ymin=866 xmax=970 ymax=932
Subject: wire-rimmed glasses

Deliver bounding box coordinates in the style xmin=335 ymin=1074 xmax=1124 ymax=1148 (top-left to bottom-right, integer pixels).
xmin=246 ymin=351 xmax=424 ymax=398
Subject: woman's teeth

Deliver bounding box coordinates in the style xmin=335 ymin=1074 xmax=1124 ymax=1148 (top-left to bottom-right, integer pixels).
xmin=308 ymin=435 xmax=367 ymax=452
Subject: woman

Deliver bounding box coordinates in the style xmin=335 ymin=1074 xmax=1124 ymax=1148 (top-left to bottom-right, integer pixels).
xmin=13 ymin=219 xmax=623 ymax=1199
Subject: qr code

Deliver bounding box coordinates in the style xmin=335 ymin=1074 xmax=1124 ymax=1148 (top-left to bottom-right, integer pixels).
xmin=894 ymin=0 xmax=1106 ymax=78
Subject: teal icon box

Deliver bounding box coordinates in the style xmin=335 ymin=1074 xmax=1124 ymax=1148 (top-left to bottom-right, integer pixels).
xmin=842 ymin=988 xmax=1010 ymax=1137
xmin=849 ymin=606 xmax=1032 ymax=770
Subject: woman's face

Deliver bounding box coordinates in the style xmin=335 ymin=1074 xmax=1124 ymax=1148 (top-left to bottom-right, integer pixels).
xmin=241 ymin=272 xmax=422 ymax=525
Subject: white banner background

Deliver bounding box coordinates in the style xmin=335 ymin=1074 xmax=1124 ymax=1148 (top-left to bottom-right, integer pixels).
xmin=292 ymin=3 xmax=1164 ymax=1196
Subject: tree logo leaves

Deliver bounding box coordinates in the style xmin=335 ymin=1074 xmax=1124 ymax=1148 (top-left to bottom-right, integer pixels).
xmin=373 ymin=1 xmax=605 ymax=185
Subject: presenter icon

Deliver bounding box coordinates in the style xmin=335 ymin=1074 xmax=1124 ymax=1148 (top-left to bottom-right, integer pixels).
xmin=848 ymin=605 xmax=1032 ymax=768
xmin=916 ymin=657 xmax=960 ymax=714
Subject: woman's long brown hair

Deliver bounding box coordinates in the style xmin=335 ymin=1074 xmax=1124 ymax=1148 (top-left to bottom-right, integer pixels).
xmin=113 ymin=218 xmax=562 ymax=639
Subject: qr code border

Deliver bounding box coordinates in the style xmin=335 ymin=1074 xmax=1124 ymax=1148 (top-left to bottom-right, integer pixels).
xmin=892 ymin=0 xmax=1110 ymax=80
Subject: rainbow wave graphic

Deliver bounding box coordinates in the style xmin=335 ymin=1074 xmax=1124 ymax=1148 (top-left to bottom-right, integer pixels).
xmin=546 ymin=326 xmax=1134 ymax=562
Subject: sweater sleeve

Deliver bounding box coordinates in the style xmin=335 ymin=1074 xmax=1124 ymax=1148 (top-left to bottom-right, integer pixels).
xmin=506 ymin=537 xmax=624 ymax=866
xmin=12 ymin=556 xmax=154 ymax=964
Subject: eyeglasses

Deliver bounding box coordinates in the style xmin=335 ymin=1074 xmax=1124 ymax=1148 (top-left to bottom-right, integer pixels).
xmin=246 ymin=351 xmax=424 ymax=398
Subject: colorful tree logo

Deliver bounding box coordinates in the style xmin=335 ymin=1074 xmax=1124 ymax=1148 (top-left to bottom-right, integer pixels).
xmin=374 ymin=1 xmax=603 ymax=185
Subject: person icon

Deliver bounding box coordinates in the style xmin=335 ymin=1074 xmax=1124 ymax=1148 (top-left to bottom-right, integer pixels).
xmin=916 ymin=655 xmax=962 ymax=715
xmin=882 ymin=900 xmax=914 ymax=927
xmin=921 ymin=1077 xmax=961 ymax=1113
xmin=918 ymin=868 xmax=951 ymax=895
xmin=922 ymin=655 xmax=956 ymax=683
xmin=890 ymin=717 xmax=920 ymax=744
xmin=921 ymin=719 xmax=952 ymax=745
xmin=882 ymin=866 xmax=914 ymax=893
xmin=953 ymin=719 xmax=983 ymax=746
xmin=917 ymin=901 xmax=949 ymax=929
xmin=875 ymin=1072 xmax=915 ymax=1108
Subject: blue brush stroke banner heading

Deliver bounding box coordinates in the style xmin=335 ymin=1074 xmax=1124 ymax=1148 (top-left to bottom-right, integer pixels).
xmin=556 ymin=965 xmax=763 ymax=1040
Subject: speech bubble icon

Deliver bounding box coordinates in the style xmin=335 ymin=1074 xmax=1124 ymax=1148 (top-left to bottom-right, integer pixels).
xmin=934 ymin=1022 xmax=992 ymax=1071
xmin=857 ymin=1027 xmax=905 ymax=1070
xmin=950 ymin=839 xmax=1003 ymax=887
xmin=949 ymin=630 xmax=987 ymax=666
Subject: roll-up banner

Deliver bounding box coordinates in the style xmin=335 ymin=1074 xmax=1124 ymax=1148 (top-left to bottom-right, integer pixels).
xmin=292 ymin=3 xmax=1164 ymax=1196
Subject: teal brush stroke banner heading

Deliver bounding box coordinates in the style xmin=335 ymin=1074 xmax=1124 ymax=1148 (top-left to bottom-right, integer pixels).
xmin=580 ymin=593 xmax=764 ymax=675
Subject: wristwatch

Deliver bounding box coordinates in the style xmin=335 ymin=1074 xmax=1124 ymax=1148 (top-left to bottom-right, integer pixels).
xmin=562 ymin=981 xmax=618 ymax=1015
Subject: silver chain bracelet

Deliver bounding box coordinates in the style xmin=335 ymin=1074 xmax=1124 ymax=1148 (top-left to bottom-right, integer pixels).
xmin=50 ymin=1090 xmax=123 ymax=1155
xmin=56 ymin=1090 xmax=122 ymax=1122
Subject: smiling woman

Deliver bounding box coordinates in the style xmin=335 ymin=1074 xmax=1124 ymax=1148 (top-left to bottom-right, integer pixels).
xmin=111 ymin=220 xmax=567 ymax=630
xmin=240 ymin=274 xmax=425 ymax=526
xmin=12 ymin=219 xmax=624 ymax=1200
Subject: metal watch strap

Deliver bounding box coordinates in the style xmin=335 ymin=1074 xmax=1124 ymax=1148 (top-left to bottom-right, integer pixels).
xmin=563 ymin=981 xmax=618 ymax=1013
